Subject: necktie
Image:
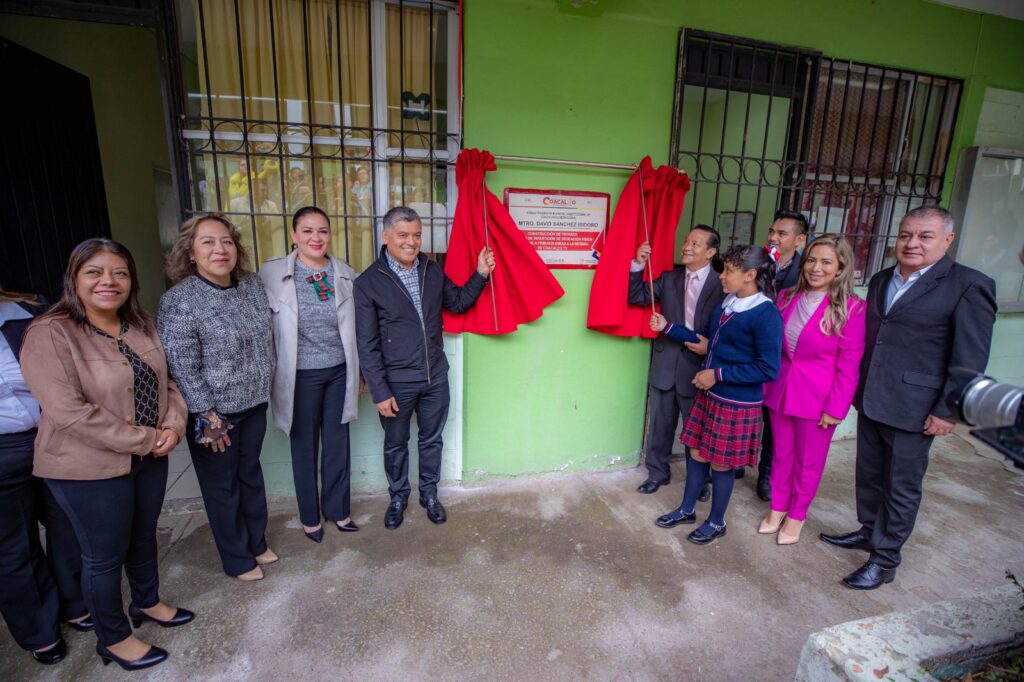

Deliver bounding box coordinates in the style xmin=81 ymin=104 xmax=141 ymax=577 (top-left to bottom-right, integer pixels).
xmin=685 ymin=272 xmax=699 ymax=330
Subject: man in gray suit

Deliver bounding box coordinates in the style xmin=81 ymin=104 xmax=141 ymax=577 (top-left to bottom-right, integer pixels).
xmin=628 ymin=225 xmax=726 ymax=495
xmin=821 ymin=206 xmax=997 ymax=589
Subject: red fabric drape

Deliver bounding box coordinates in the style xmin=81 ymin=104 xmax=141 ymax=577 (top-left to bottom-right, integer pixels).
xmin=443 ymin=148 xmax=565 ymax=335
xmin=585 ymin=156 xmax=691 ymax=338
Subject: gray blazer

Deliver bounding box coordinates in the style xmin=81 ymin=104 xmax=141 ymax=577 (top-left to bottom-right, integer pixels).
xmin=629 ymin=265 xmax=725 ymax=396
xmin=260 ymin=251 xmax=360 ymax=432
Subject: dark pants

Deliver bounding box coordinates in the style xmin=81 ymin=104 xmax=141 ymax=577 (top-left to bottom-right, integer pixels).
xmin=46 ymin=454 xmax=168 ymax=647
xmin=645 ymin=386 xmax=696 ymax=482
xmin=758 ymin=404 xmax=773 ymax=480
xmin=38 ymin=482 xmax=87 ymax=621
xmin=0 ymin=429 xmax=59 ymax=651
xmin=855 ymin=413 xmax=934 ymax=569
xmin=380 ymin=376 xmax=449 ymax=503
xmin=291 ymin=364 xmax=351 ymax=526
xmin=188 ymin=403 xmax=269 ymax=577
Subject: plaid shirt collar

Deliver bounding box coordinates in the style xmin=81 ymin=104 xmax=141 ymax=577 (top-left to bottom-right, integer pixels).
xmin=385 ymin=251 xmax=423 ymax=320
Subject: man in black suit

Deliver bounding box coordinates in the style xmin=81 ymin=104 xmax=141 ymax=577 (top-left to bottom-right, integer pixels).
xmin=627 ymin=225 xmax=726 ymax=496
xmin=755 ymin=209 xmax=809 ymax=498
xmin=821 ymin=206 xmax=997 ymax=589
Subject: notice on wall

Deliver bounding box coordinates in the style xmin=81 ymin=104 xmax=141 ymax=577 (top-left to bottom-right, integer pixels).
xmin=503 ymin=188 xmax=610 ymax=268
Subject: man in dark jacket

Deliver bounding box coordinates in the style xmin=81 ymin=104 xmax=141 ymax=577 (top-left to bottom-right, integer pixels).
xmin=820 ymin=206 xmax=997 ymax=590
xmin=628 ymin=226 xmax=725 ymax=499
xmin=755 ymin=209 xmax=809 ymax=499
xmin=354 ymin=207 xmax=494 ymax=529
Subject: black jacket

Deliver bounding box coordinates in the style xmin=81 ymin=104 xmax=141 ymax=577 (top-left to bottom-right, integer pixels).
xmin=629 ymin=266 xmax=725 ymax=395
xmin=855 ymin=256 xmax=997 ymax=432
xmin=354 ymin=251 xmax=487 ymax=403
xmin=774 ymin=250 xmax=802 ymax=293
xmin=1 ymin=299 xmax=47 ymax=359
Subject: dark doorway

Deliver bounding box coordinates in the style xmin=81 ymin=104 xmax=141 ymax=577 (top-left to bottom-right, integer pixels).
xmin=0 ymin=37 xmax=110 ymax=301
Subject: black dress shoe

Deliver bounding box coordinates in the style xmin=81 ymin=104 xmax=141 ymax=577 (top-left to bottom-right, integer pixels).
xmin=420 ymin=496 xmax=447 ymax=524
xmin=66 ymin=615 xmax=94 ymax=632
xmin=97 ymin=642 xmax=168 ymax=671
xmin=819 ymin=529 xmax=872 ymax=551
xmin=756 ymin=476 xmax=771 ymax=502
xmin=384 ymin=498 xmax=406 ymax=529
xmin=637 ymin=478 xmax=668 ymax=494
xmin=304 ymin=526 xmax=324 ymax=543
xmin=687 ymin=522 xmax=727 ymax=545
xmin=655 ymin=508 xmax=696 ymax=528
xmin=697 ymin=483 xmax=711 ymax=503
xmin=335 ymin=520 xmax=360 ymax=532
xmin=32 ymin=638 xmax=66 ymax=665
xmin=128 ymin=603 xmax=196 ymax=629
xmin=842 ymin=561 xmax=896 ymax=590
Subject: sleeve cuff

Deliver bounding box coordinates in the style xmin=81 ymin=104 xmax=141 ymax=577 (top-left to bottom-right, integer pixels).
xmin=630 ymin=260 xmax=645 ymax=273
xmin=715 ymin=368 xmax=723 ymax=382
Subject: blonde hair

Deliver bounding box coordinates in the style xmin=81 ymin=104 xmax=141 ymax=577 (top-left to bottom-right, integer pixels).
xmin=165 ymin=213 xmax=254 ymax=284
xmin=778 ymin=235 xmax=862 ymax=336
xmin=0 ymin=289 xmax=40 ymax=304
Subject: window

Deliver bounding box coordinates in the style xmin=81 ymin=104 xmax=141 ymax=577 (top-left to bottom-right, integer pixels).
xmin=670 ymin=30 xmax=961 ymax=283
xmin=175 ymin=0 xmax=460 ymax=271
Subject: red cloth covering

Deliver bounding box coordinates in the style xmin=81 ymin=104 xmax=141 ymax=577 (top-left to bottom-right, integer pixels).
xmin=586 ymin=156 xmax=691 ymax=338
xmin=442 ymin=148 xmax=565 ymax=335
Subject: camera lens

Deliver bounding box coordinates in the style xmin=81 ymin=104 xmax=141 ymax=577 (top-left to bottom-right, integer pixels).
xmin=960 ymin=376 xmax=1024 ymax=429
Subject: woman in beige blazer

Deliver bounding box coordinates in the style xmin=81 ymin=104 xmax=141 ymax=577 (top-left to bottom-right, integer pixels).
xmin=21 ymin=239 xmax=193 ymax=672
xmin=260 ymin=207 xmax=360 ymax=543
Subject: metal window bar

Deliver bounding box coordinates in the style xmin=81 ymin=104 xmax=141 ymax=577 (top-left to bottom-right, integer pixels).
xmin=174 ymin=0 xmax=461 ymax=272
xmin=670 ymin=29 xmax=961 ymax=283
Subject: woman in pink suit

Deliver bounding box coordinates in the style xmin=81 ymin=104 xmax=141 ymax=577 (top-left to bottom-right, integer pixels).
xmin=759 ymin=235 xmax=866 ymax=544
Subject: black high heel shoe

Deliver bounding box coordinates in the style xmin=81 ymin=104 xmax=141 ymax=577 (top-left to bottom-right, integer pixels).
xmin=66 ymin=615 xmax=95 ymax=632
xmin=128 ymin=603 xmax=195 ymax=629
xmin=96 ymin=642 xmax=168 ymax=671
xmin=304 ymin=526 xmax=324 ymax=543
xmin=336 ymin=519 xmax=360 ymax=532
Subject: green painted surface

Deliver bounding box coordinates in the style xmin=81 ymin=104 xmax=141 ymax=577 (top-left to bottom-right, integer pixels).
xmin=462 ymin=0 xmax=1024 ymax=479
xmin=0 ymin=16 xmax=170 ymax=314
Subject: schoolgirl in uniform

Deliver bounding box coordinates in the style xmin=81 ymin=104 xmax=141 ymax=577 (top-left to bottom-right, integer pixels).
xmin=649 ymin=244 xmax=784 ymax=545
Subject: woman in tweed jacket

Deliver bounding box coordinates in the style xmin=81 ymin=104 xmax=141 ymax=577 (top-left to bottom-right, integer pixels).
xmin=158 ymin=214 xmax=277 ymax=582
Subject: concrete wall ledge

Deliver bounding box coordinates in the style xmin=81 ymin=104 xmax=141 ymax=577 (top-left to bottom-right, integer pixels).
xmin=796 ymin=584 xmax=1024 ymax=681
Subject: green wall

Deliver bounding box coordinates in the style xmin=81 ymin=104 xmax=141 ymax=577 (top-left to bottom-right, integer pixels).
xmin=0 ymin=15 xmax=170 ymax=314
xmin=461 ymin=0 xmax=1024 ymax=481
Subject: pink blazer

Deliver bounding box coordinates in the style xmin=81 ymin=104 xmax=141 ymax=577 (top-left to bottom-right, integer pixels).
xmin=763 ymin=292 xmax=866 ymax=421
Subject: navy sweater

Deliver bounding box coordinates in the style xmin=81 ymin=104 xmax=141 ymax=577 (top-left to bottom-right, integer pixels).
xmin=663 ymin=298 xmax=783 ymax=407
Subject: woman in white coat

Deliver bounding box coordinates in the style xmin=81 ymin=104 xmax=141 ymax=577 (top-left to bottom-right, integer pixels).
xmin=260 ymin=207 xmax=360 ymax=543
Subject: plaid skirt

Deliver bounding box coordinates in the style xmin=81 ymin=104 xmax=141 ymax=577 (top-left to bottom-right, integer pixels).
xmin=680 ymin=391 xmax=763 ymax=468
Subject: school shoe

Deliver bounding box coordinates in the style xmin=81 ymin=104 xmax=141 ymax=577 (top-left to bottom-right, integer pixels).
xmin=819 ymin=529 xmax=872 ymax=551
xmin=97 ymin=642 xmax=168 ymax=671
xmin=385 ymin=498 xmax=406 ymax=529
xmin=128 ymin=603 xmax=196 ymax=629
xmin=756 ymin=476 xmax=771 ymax=502
xmin=655 ymin=508 xmax=696 ymax=528
xmin=420 ymin=496 xmax=447 ymax=524
xmin=842 ymin=561 xmax=896 ymax=590
xmin=687 ymin=521 xmax=727 ymax=545
xmin=31 ymin=639 xmax=66 ymax=665
xmin=697 ymin=483 xmax=711 ymax=502
xmin=637 ymin=478 xmax=669 ymax=494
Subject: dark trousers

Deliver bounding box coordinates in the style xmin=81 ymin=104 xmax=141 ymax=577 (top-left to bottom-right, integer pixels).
xmin=0 ymin=429 xmax=59 ymax=651
xmin=758 ymin=404 xmax=773 ymax=479
xmin=38 ymin=482 xmax=87 ymax=621
xmin=188 ymin=403 xmax=269 ymax=577
xmin=380 ymin=376 xmax=449 ymax=503
xmin=46 ymin=454 xmax=168 ymax=647
xmin=645 ymin=386 xmax=695 ymax=482
xmin=855 ymin=413 xmax=934 ymax=569
xmin=291 ymin=364 xmax=351 ymax=526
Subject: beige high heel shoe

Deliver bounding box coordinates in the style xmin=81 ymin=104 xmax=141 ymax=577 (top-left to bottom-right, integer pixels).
xmin=255 ymin=548 xmax=278 ymax=566
xmin=236 ymin=566 xmax=264 ymax=582
xmin=777 ymin=518 xmax=805 ymax=545
xmin=758 ymin=511 xmax=786 ymax=534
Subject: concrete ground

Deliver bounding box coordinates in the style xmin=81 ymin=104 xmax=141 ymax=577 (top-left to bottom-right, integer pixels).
xmin=3 ymin=430 xmax=1023 ymax=681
